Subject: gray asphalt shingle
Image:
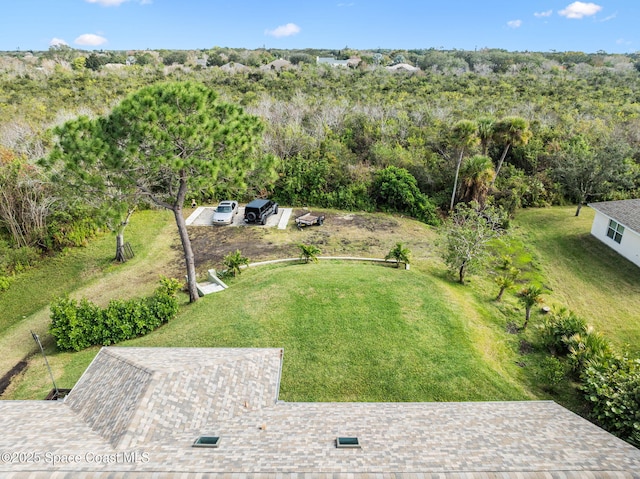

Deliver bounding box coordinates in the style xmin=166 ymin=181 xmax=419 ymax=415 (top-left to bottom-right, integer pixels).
xmin=1 ymin=347 xmax=638 ymax=478
xmin=590 ymin=199 xmax=640 ymax=232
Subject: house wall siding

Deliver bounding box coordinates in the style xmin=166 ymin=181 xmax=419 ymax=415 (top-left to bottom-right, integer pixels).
xmin=591 ymin=210 xmax=640 ymax=267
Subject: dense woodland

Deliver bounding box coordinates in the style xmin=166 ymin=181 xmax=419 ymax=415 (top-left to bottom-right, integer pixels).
xmin=1 ymin=45 xmax=640 ymax=273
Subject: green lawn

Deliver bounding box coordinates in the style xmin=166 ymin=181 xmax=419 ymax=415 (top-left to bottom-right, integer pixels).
xmin=5 ymin=260 xmax=534 ymax=402
xmin=3 ymin=206 xmax=639 ymax=405
xmin=513 ymin=206 xmax=640 ymax=353
xmin=128 ymin=262 xmax=532 ymax=402
xmin=0 ymin=209 xmax=179 ymax=388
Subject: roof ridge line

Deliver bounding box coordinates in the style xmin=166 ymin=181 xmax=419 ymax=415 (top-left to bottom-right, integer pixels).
xmin=102 ymin=347 xmax=155 ymax=374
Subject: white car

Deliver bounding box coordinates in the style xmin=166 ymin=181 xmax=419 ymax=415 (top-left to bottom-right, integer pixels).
xmin=212 ymin=200 xmax=238 ymax=225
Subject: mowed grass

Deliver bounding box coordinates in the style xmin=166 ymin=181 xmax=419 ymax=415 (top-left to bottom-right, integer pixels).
xmin=5 ymin=205 xmax=639 ymax=403
xmin=0 ymin=209 xmax=180 ymax=388
xmin=513 ymin=206 xmax=640 ymax=353
xmin=6 ymin=261 xmax=533 ymax=402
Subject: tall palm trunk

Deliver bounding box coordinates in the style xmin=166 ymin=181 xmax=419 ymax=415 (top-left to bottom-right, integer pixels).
xmin=450 ymin=149 xmax=464 ymax=211
xmin=490 ymin=143 xmax=511 ymax=187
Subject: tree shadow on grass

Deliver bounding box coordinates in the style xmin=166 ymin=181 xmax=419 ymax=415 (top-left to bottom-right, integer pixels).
xmin=555 ymin=232 xmax=640 ymax=288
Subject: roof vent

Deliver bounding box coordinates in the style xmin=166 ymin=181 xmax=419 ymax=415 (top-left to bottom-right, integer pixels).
xmin=336 ymin=437 xmax=360 ymax=448
xmin=193 ymin=436 xmax=220 ymax=448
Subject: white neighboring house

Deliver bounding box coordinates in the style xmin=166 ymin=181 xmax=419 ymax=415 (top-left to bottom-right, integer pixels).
xmin=589 ymin=199 xmax=640 ymax=268
xmin=317 ymin=56 xmax=349 ymax=67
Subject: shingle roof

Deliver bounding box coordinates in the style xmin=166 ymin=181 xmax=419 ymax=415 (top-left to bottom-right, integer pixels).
xmin=386 ymin=63 xmax=419 ymax=71
xmin=220 ymin=62 xmax=249 ymax=72
xmin=66 ymin=348 xmax=154 ymax=446
xmin=260 ymin=59 xmax=292 ymax=71
xmin=589 ymin=199 xmax=640 ymax=233
xmin=1 ymin=347 xmax=639 ymax=478
xmin=67 ymin=348 xmax=282 ymax=449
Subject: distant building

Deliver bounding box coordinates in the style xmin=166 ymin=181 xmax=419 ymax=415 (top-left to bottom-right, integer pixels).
xmin=317 ymin=56 xmax=349 ymax=67
xmin=220 ymin=61 xmax=250 ymax=73
xmin=317 ymin=56 xmax=361 ymax=68
xmin=260 ymin=58 xmax=292 ymax=71
xmin=589 ymin=199 xmax=640 ymax=267
xmin=386 ymin=63 xmax=419 ymax=72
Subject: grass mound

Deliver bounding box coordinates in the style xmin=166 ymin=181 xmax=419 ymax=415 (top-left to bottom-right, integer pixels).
xmin=106 ymin=262 xmax=530 ymax=402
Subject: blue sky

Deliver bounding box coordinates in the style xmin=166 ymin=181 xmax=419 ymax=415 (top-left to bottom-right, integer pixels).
xmin=2 ymin=1 xmax=639 ymax=53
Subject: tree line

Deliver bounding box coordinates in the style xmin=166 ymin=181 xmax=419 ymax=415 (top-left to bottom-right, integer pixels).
xmin=1 ymin=48 xmax=639 ymax=296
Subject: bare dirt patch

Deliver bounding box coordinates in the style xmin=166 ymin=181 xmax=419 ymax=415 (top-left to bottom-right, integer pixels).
xmin=186 ymin=226 xmax=296 ymax=271
xmin=178 ymin=209 xmax=436 ymax=277
xmin=519 ymin=339 xmax=534 ymax=355
xmin=0 ymin=360 xmax=27 ymax=396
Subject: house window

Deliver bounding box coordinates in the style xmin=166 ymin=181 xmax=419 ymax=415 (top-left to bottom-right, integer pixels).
xmin=606 ymin=220 xmax=625 ymax=244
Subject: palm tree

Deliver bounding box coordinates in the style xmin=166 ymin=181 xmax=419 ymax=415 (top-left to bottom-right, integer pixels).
xmin=449 ymin=119 xmax=478 ymax=211
xmin=298 ymin=244 xmax=321 ymax=263
xmin=495 ymin=267 xmax=519 ymax=301
xmin=223 ymin=249 xmax=249 ymax=277
xmin=518 ymin=285 xmax=544 ymax=330
xmin=385 ymin=242 xmax=411 ymax=268
xmin=459 ymin=155 xmax=495 ymax=207
xmin=476 ymin=116 xmax=495 ymax=156
xmin=490 ymin=116 xmax=532 ymax=186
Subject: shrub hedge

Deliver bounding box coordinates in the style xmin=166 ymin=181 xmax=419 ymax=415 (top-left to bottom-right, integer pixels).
xmin=49 ymin=277 xmax=180 ymax=351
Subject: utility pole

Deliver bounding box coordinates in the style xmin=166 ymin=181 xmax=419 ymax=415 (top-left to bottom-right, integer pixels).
xmin=31 ymin=331 xmax=59 ymax=399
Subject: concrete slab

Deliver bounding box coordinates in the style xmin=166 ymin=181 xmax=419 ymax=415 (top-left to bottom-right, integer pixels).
xmin=186 ymin=206 xmax=215 ymax=226
xmin=185 ymin=206 xmax=205 ymax=226
xmin=196 ymin=281 xmax=226 ymax=296
xmin=278 ymin=208 xmax=292 ymax=229
xmin=186 ymin=206 xmax=289 ymax=228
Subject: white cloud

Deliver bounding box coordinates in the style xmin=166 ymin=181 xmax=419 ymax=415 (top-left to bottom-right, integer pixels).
xmin=85 ymin=0 xmax=128 ymax=5
xmin=265 ymin=23 xmax=301 ymax=38
xmin=507 ymin=19 xmax=522 ymax=29
xmin=616 ymin=38 xmax=632 ymax=45
xmin=558 ymin=2 xmax=602 ymax=19
xmin=534 ymin=10 xmax=553 ymax=18
xmin=600 ymin=13 xmax=617 ymax=22
xmin=85 ymin=0 xmax=151 ymax=5
xmin=75 ymin=34 xmax=108 ymax=46
xmin=49 ymin=37 xmax=68 ymax=47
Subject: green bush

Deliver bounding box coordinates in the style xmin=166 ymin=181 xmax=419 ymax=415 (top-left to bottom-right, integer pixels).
xmin=272 ymin=148 xmax=373 ymax=212
xmin=0 ymin=275 xmax=14 ymax=292
xmin=372 ymin=166 xmax=440 ymax=225
xmin=223 ymin=250 xmax=250 ymax=277
xmin=538 ymin=307 xmax=588 ymax=356
xmin=49 ymin=278 xmax=180 ymax=351
xmin=566 ymin=328 xmax=614 ymax=375
xmin=47 ymin=216 xmax=101 ymax=250
xmin=0 ymin=241 xmax=41 ymax=274
xmin=536 ymin=356 xmax=566 ymax=390
xmin=582 ymin=356 xmax=640 ymax=447
xmin=49 ymin=296 xmax=96 ymax=351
